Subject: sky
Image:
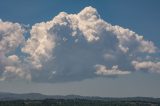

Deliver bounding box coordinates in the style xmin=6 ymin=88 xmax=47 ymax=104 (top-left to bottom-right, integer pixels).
xmin=0 ymin=0 xmax=160 ymax=97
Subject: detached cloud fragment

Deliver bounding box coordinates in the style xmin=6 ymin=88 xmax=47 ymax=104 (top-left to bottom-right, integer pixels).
xmin=132 ymin=61 xmax=160 ymax=73
xmin=0 ymin=6 xmax=159 ymax=83
xmin=95 ymin=64 xmax=131 ymax=76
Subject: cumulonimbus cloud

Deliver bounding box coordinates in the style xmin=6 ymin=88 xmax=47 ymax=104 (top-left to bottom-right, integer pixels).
xmin=0 ymin=6 xmax=159 ymax=83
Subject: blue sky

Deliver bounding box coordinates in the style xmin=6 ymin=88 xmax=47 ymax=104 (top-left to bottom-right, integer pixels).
xmin=0 ymin=0 xmax=160 ymax=97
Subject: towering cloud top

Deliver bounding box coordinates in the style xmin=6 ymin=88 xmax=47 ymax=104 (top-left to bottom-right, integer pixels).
xmin=0 ymin=7 xmax=159 ymax=83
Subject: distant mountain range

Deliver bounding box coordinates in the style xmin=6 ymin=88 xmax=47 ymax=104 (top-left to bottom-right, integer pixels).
xmin=0 ymin=92 xmax=160 ymax=103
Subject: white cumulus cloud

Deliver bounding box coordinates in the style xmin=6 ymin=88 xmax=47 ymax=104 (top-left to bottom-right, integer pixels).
xmin=95 ymin=64 xmax=131 ymax=76
xmin=0 ymin=20 xmax=30 ymax=81
xmin=0 ymin=6 xmax=159 ymax=83
xmin=0 ymin=20 xmax=25 ymax=53
xmin=132 ymin=61 xmax=160 ymax=73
